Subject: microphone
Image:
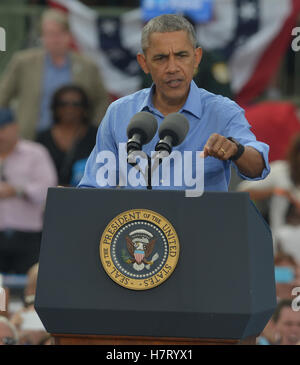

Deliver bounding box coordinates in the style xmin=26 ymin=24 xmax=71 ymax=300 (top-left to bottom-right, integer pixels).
xmin=127 ymin=112 xmax=158 ymax=156
xmin=155 ymin=113 xmax=189 ymax=154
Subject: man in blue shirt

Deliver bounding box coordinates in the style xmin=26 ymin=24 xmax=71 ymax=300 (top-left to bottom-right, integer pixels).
xmin=0 ymin=8 xmax=109 ymax=140
xmin=79 ymin=14 xmax=269 ymax=192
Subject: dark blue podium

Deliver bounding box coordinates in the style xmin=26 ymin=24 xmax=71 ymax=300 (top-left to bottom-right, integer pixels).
xmin=35 ymin=188 xmax=276 ymax=345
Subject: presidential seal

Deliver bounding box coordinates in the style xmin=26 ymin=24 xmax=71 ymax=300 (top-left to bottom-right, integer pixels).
xmin=99 ymin=209 xmax=180 ymax=290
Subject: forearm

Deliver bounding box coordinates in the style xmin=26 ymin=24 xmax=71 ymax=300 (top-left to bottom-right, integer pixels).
xmin=234 ymin=146 xmax=265 ymax=178
xmin=247 ymin=188 xmax=274 ymax=201
xmin=0 ymin=181 xmax=49 ymax=203
xmin=203 ymin=134 xmax=269 ymax=179
xmin=0 ymin=183 xmax=18 ymax=199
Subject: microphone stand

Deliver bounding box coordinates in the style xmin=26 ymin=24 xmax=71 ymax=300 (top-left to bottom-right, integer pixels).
xmin=147 ymin=155 xmax=152 ymax=190
xmin=127 ymin=151 xmax=152 ymax=190
xmin=127 ymin=150 xmax=168 ymax=191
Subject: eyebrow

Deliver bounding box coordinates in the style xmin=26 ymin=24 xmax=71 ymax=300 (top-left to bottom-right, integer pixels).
xmin=152 ymin=51 xmax=190 ymax=59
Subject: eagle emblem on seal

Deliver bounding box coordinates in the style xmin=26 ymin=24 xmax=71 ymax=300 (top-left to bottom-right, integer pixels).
xmin=123 ymin=229 xmax=159 ymax=271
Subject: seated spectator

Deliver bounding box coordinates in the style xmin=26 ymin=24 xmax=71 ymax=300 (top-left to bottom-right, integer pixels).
xmin=36 ymin=85 xmax=97 ymax=186
xmin=0 ymin=316 xmax=18 ymax=345
xmin=0 ymin=108 xmax=57 ymax=274
xmin=237 ymin=132 xmax=300 ymax=232
xmin=272 ymin=299 xmax=300 ymax=345
xmin=0 ymin=8 xmax=109 ymax=140
xmin=274 ymin=205 xmax=300 ymax=263
xmin=10 ymin=263 xmax=51 ymax=345
xmin=257 ymin=317 xmax=278 ymax=345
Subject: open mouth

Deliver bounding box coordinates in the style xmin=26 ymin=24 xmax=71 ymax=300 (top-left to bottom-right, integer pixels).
xmin=166 ymin=79 xmax=183 ymax=88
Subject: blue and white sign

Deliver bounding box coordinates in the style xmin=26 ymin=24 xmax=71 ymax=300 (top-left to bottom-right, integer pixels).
xmin=141 ymin=0 xmax=213 ymax=23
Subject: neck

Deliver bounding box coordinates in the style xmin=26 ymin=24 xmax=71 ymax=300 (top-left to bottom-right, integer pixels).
xmin=50 ymin=53 xmax=68 ymax=67
xmin=54 ymin=121 xmax=86 ymax=135
xmin=0 ymin=142 xmax=17 ymax=159
xmin=152 ymin=89 xmax=188 ymax=116
xmin=154 ymin=97 xmax=185 ymax=116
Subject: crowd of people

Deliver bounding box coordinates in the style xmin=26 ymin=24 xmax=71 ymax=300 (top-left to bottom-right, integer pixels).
xmin=0 ymin=7 xmax=105 ymax=346
xmin=0 ymin=5 xmax=300 ymax=346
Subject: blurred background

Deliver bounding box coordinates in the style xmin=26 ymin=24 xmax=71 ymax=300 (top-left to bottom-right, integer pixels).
xmin=0 ymin=0 xmax=300 ymax=346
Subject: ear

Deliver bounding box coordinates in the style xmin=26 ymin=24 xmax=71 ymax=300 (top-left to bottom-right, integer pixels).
xmin=137 ymin=53 xmax=150 ymax=74
xmin=194 ymin=47 xmax=203 ymax=68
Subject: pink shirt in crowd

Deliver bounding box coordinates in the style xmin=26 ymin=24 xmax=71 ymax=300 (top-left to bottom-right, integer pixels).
xmin=0 ymin=140 xmax=57 ymax=231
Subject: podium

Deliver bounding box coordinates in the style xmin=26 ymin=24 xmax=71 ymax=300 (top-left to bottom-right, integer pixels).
xmin=35 ymin=188 xmax=276 ymax=345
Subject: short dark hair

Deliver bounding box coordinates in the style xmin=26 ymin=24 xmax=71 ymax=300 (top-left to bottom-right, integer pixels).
xmin=141 ymin=14 xmax=197 ymax=53
xmin=272 ymin=299 xmax=293 ymax=323
xmin=274 ymin=251 xmax=297 ymax=267
xmin=51 ymin=84 xmax=90 ymax=125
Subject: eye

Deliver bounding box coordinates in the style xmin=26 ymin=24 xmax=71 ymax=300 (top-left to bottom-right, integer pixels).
xmin=176 ymin=52 xmax=188 ymax=58
xmin=153 ymin=55 xmax=166 ymax=62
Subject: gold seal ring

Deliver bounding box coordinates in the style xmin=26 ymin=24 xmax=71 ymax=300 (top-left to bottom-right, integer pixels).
xmin=220 ymin=148 xmax=226 ymax=155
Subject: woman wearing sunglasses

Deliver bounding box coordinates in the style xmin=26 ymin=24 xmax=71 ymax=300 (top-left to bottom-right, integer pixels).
xmin=36 ymin=85 xmax=98 ymax=186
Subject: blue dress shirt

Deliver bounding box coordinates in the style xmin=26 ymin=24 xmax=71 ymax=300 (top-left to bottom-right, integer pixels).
xmin=38 ymin=54 xmax=72 ymax=132
xmin=78 ymin=81 xmax=270 ymax=192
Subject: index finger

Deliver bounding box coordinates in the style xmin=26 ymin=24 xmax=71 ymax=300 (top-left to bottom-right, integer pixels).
xmin=205 ymin=133 xmax=219 ymax=150
xmin=203 ymin=133 xmax=220 ymax=156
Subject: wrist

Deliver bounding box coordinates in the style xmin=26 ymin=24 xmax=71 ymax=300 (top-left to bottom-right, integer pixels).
xmin=227 ymin=137 xmax=245 ymax=161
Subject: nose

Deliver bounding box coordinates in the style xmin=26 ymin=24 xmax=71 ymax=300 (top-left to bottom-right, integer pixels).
xmin=166 ymin=54 xmax=179 ymax=73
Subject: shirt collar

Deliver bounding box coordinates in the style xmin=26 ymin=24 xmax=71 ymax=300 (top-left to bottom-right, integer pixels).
xmin=45 ymin=52 xmax=70 ymax=69
xmin=140 ymin=80 xmax=202 ymax=120
xmin=140 ymin=84 xmax=157 ymax=113
xmin=1 ymin=140 xmax=21 ymax=162
xmin=181 ymin=80 xmax=202 ymax=119
xmin=10 ymin=140 xmax=22 ymax=155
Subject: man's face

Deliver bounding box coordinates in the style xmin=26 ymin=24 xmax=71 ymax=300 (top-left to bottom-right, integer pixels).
xmin=41 ymin=20 xmax=71 ymax=57
xmin=275 ymin=307 xmax=300 ymax=345
xmin=137 ymin=30 xmax=202 ymax=110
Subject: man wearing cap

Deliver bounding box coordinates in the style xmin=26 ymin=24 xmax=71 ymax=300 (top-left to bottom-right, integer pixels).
xmin=0 ymin=108 xmax=57 ymax=274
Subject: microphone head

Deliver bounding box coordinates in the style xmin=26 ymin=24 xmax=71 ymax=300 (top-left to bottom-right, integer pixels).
xmin=127 ymin=112 xmax=158 ymax=145
xmin=158 ymin=113 xmax=189 ymax=146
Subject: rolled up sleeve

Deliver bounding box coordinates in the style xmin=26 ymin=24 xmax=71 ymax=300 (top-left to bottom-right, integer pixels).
xmin=224 ymin=108 xmax=270 ymax=181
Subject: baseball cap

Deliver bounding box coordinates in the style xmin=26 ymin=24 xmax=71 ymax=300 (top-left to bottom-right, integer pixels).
xmin=0 ymin=108 xmax=15 ymax=128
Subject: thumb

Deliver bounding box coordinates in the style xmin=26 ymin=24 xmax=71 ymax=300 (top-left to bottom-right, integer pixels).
xmin=200 ymin=146 xmax=209 ymax=158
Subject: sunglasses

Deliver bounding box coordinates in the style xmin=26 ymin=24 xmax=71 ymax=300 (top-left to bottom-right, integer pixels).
xmin=56 ymin=101 xmax=84 ymax=108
